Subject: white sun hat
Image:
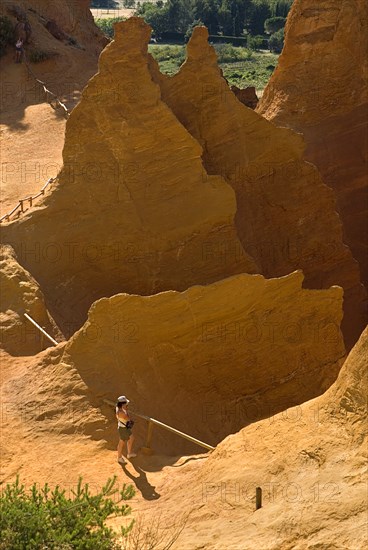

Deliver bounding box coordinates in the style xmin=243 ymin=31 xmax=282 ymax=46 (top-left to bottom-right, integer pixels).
xmin=117 ymin=395 xmax=130 ymax=404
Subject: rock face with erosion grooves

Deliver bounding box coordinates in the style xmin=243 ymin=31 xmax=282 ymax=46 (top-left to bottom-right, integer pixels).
xmin=149 ymin=25 xmax=366 ymax=350
xmin=0 ymin=246 xmax=62 ymax=355
xmin=257 ymin=0 xmax=368 ymax=299
xmin=54 ymin=271 xmax=345 ymax=454
xmin=137 ymin=329 xmax=367 ymax=549
xmin=1 ymin=18 xmax=257 ymax=335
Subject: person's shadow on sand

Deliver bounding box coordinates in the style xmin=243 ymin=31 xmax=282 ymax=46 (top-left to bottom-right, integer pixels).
xmin=121 ymin=462 xmax=161 ymax=501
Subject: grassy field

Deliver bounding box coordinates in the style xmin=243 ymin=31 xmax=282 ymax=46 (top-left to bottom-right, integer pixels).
xmin=148 ymin=44 xmax=279 ymax=91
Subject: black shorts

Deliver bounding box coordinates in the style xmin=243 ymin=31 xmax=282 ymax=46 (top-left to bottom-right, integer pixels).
xmin=118 ymin=426 xmax=132 ymax=441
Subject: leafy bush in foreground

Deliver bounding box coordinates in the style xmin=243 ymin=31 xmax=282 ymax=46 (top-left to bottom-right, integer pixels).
xmin=0 ymin=475 xmax=134 ymax=549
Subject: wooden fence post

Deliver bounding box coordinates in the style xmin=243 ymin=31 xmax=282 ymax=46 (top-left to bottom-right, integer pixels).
xmin=141 ymin=420 xmax=155 ymax=455
xmin=256 ymin=487 xmax=262 ymax=510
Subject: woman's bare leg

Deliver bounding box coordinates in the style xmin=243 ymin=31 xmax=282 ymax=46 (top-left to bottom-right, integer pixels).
xmin=117 ymin=439 xmax=126 ymax=459
xmin=127 ymin=435 xmax=135 ymax=455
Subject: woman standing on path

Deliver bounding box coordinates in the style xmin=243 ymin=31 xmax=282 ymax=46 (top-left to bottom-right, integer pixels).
xmin=116 ymin=395 xmax=136 ymax=465
xmin=15 ymin=38 xmax=24 ymax=63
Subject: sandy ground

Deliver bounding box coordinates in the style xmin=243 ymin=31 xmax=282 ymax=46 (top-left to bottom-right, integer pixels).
xmin=0 ymin=104 xmax=66 ymax=217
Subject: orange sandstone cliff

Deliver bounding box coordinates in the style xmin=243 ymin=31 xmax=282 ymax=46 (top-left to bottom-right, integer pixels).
xmin=258 ymin=0 xmax=368 ymax=301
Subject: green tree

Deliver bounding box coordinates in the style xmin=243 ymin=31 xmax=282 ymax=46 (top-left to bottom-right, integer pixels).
xmin=273 ymin=0 xmax=293 ymax=17
xmin=185 ymin=18 xmax=204 ymax=41
xmin=264 ymin=15 xmax=286 ymax=34
xmin=167 ymin=0 xmax=193 ymax=32
xmin=95 ymin=17 xmax=125 ymax=38
xmin=136 ymin=2 xmax=170 ymax=36
xmin=192 ymin=0 xmax=221 ymax=35
xmin=218 ymin=1 xmax=233 ymax=35
xmin=137 ymin=0 xmax=192 ymax=35
xmin=246 ymin=0 xmax=271 ymax=36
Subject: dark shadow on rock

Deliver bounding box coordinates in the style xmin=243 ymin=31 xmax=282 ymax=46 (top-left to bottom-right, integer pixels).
xmin=120 ymin=461 xmax=161 ymax=501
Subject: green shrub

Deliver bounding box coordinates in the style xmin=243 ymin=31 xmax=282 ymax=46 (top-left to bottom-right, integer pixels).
xmin=149 ymin=43 xmax=185 ymax=62
xmin=28 ymin=49 xmax=58 ymax=63
xmin=0 ymin=475 xmax=134 ymax=549
xmin=247 ymin=34 xmax=267 ymax=51
xmin=0 ymin=16 xmax=14 ymax=57
xmin=213 ymin=43 xmax=253 ymax=63
xmin=95 ymin=17 xmax=126 ymax=38
xmin=269 ymin=27 xmax=284 ymax=53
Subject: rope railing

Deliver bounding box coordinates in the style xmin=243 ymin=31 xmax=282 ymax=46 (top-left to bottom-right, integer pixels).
xmin=23 ymin=53 xmax=70 ymax=119
xmin=103 ymin=398 xmax=215 ymax=454
xmin=0 ymin=177 xmax=55 ymax=223
xmin=24 ymin=313 xmax=59 ymax=346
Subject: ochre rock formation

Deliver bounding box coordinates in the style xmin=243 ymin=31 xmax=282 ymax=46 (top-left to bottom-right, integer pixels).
xmin=0 ymin=246 xmax=62 ymax=355
xmin=257 ymin=0 xmax=368 ymax=297
xmin=2 ymin=18 xmax=257 ymax=335
xmin=136 ymin=327 xmax=367 ymax=549
xmin=51 ymin=271 xmax=345 ymax=454
xmin=230 ymin=85 xmax=259 ymax=109
xmin=148 ymin=25 xmax=366 ymax=349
